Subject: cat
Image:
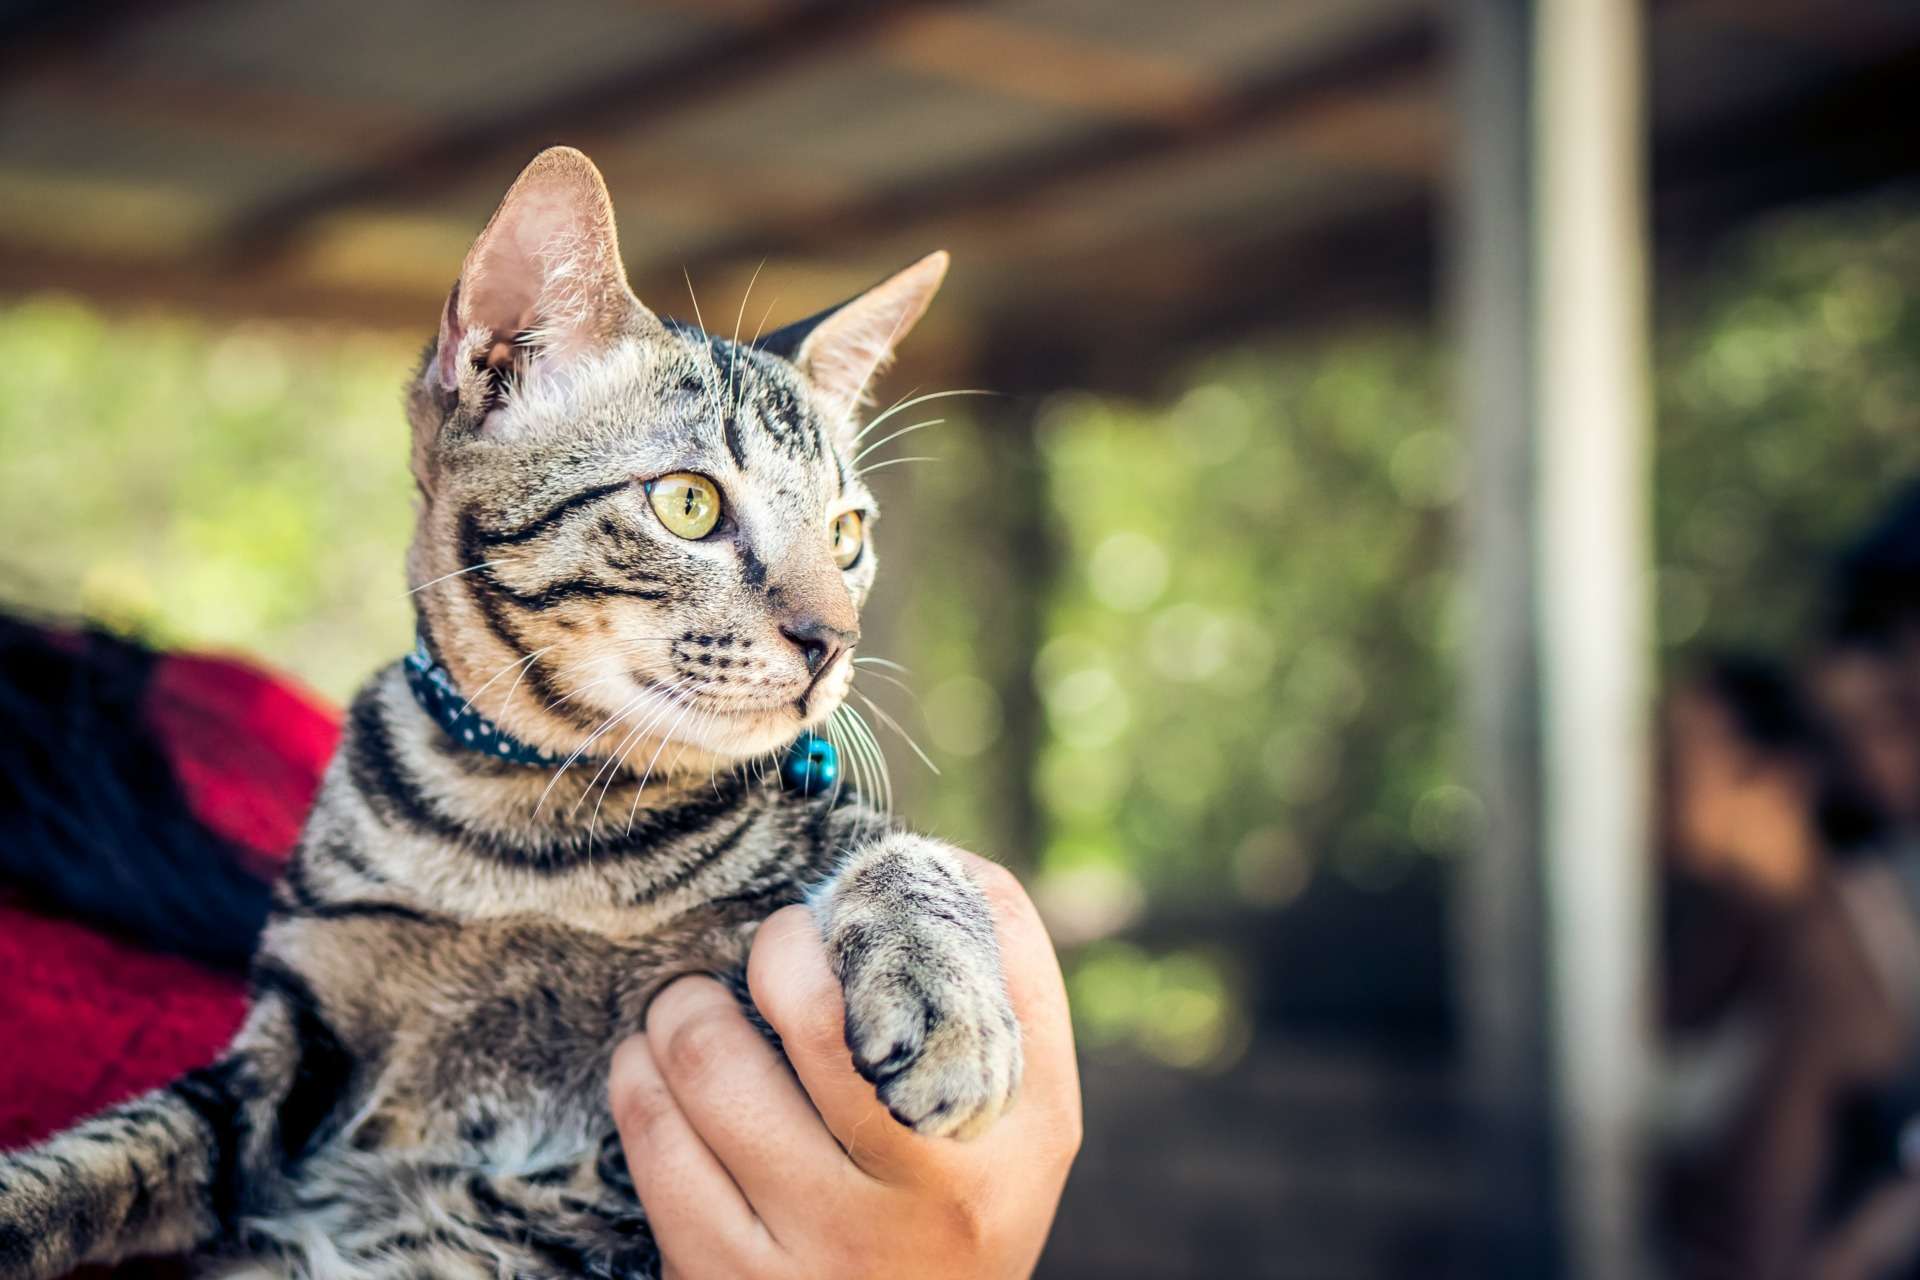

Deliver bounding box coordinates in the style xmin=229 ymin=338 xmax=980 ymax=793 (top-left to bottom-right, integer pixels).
xmin=0 ymin=146 xmax=1020 ymax=1280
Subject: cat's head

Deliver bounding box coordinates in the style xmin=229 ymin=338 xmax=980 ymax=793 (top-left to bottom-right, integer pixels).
xmin=404 ymin=147 xmax=944 ymax=771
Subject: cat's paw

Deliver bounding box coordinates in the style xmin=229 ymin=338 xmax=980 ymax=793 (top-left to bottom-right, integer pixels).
xmin=842 ymin=948 xmax=1022 ymax=1140
xmin=821 ymin=838 xmax=1024 ymax=1140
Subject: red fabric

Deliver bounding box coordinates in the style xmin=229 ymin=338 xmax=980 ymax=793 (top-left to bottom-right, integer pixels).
xmin=0 ymin=650 xmax=339 ymax=1149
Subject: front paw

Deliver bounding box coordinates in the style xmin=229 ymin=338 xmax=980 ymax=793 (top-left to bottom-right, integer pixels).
xmin=843 ymin=954 xmax=1022 ymax=1140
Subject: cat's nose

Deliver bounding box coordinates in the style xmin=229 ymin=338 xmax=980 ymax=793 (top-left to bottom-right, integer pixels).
xmin=781 ymin=618 xmax=858 ymax=678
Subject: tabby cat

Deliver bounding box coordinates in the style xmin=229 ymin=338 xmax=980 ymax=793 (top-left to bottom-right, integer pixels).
xmin=0 ymin=146 xmax=1019 ymax=1280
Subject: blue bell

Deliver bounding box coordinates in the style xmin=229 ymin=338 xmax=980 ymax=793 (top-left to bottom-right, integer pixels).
xmin=781 ymin=732 xmax=839 ymax=796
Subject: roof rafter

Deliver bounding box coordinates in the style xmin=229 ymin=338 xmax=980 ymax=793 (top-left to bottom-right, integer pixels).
xmin=215 ymin=0 xmax=942 ymax=265
xmin=633 ymin=18 xmax=1438 ymax=297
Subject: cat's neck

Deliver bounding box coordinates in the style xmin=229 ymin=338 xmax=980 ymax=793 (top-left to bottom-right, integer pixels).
xmin=326 ymin=665 xmax=784 ymax=923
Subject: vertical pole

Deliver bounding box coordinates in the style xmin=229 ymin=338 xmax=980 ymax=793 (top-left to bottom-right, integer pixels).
xmin=1452 ymin=0 xmax=1559 ymax=1272
xmin=1535 ymin=1 xmax=1654 ymax=1277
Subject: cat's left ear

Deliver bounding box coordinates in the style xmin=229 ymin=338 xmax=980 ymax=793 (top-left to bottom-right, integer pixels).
xmin=763 ymin=251 xmax=948 ymax=443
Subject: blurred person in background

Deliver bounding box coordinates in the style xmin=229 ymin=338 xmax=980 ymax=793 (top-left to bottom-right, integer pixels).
xmin=1791 ymin=481 xmax=1920 ymax=1280
xmin=1658 ymin=654 xmax=1915 ymax=1280
xmin=1661 ymin=479 xmax=1920 ymax=1280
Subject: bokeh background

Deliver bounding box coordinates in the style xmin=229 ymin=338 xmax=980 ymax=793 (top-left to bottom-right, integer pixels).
xmin=7 ymin=1 xmax=1920 ymax=1276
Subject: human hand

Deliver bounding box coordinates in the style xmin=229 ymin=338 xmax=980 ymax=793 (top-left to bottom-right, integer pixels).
xmin=608 ymin=853 xmax=1082 ymax=1280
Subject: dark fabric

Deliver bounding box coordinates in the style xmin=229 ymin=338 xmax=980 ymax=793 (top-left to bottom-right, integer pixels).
xmin=0 ymin=624 xmax=338 ymax=1150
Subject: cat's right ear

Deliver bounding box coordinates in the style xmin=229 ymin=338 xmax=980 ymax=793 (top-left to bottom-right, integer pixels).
xmin=424 ymin=146 xmax=650 ymax=423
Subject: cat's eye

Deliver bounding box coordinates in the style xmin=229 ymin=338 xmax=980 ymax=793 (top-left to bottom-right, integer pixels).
xmin=647 ymin=472 xmax=722 ymax=540
xmin=830 ymin=510 xmax=866 ymax=570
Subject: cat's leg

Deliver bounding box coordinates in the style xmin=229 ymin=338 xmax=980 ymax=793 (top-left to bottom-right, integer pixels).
xmin=812 ymin=833 xmax=1023 ymax=1139
xmin=0 ymin=974 xmax=314 ymax=1280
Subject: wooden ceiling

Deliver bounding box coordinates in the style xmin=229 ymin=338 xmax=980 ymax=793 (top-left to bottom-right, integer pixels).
xmin=3 ymin=0 xmax=1920 ymax=389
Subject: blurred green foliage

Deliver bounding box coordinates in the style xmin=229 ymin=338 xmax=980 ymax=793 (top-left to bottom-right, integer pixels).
xmin=1655 ymin=202 xmax=1920 ymax=652
xmin=2 ymin=194 xmax=1918 ymax=1069
xmin=0 ymin=298 xmax=418 ymax=699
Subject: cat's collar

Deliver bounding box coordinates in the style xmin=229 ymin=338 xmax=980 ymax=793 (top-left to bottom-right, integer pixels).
xmin=401 ymin=633 xmax=842 ymax=792
xmin=401 ymin=634 xmax=572 ymax=767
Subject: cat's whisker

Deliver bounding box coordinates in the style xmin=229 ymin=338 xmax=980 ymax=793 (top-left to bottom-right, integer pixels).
xmin=830 ymin=706 xmax=870 ymax=810
xmin=833 ymin=703 xmax=877 ymax=813
xmin=852 ymin=418 xmax=945 ymax=466
xmin=575 ymin=679 xmax=686 ymax=822
xmin=853 ymin=665 xmax=921 ymax=705
xmin=853 ymin=388 xmax=996 ymax=445
xmin=534 ymin=689 xmax=648 ymax=819
xmin=408 ymin=562 xmax=498 ymax=595
xmin=853 ymin=656 xmax=913 ymax=674
xmin=583 ymin=679 xmax=694 ymax=834
xmin=853 ymin=689 xmax=939 ymax=778
xmin=842 ymin=703 xmax=893 ymax=815
xmin=747 ymin=294 xmax=781 ymax=351
xmin=728 ymin=259 xmax=767 ymax=417
xmin=457 ymin=645 xmax=556 ymax=717
xmin=854 ymin=455 xmax=940 ymax=479
xmin=628 ymin=695 xmax=703 ymax=834
xmin=683 ymin=266 xmax=731 ymax=423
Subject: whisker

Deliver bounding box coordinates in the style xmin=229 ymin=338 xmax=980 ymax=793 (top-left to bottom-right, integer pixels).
xmin=852 ymin=418 xmax=945 ymax=465
xmin=853 ymin=389 xmax=996 ymax=445
xmin=628 ymin=696 xmax=701 ymax=834
xmin=683 ymin=266 xmax=731 ymax=422
xmin=853 ymin=690 xmax=939 ymax=777
xmin=534 ymin=690 xmax=647 ymax=819
xmin=583 ymin=678 xmax=693 ymax=831
xmin=852 ymin=656 xmax=913 ymax=674
xmin=747 ymin=294 xmax=781 ymax=350
xmin=841 ymin=703 xmax=893 ymax=815
xmin=830 ymin=705 xmax=871 ymax=811
xmin=853 ymin=666 xmax=921 ymax=705
xmin=457 ymin=644 xmax=556 ymax=717
xmin=408 ymin=562 xmax=498 ymax=595
xmin=728 ymin=259 xmax=767 ymax=416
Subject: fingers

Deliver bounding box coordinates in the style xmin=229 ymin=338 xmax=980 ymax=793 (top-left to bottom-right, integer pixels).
xmin=749 ymin=903 xmax=930 ymax=1179
xmin=641 ymin=975 xmax=850 ymax=1214
xmin=748 ymin=858 xmax=1082 ymax=1181
xmin=607 ymin=1034 xmax=768 ymax=1277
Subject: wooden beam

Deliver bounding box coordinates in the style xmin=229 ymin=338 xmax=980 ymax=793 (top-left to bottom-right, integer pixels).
xmin=644 ymin=18 xmax=1438 ymax=287
xmin=0 ymin=241 xmax=436 ymax=332
xmin=20 ymin=64 xmax=425 ymax=158
xmin=0 ymin=0 xmax=206 ymax=82
xmin=216 ymin=0 xmax=940 ymax=265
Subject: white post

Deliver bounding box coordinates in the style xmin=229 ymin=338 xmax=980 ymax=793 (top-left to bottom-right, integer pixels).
xmin=1534 ymin=1 xmax=1654 ymax=1276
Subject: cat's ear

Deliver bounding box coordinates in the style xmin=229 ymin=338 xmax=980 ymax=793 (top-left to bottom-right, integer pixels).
xmin=767 ymin=251 xmax=948 ymax=441
xmin=426 ymin=146 xmax=648 ymax=410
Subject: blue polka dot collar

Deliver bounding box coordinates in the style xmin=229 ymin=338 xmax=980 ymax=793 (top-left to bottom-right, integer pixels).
xmin=402 ymin=634 xmax=571 ymax=767
xmin=401 ymin=633 xmax=841 ymax=793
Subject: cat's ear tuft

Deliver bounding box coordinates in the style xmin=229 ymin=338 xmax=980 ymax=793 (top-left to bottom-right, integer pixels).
xmin=426 ymin=146 xmax=648 ymax=409
xmin=786 ymin=251 xmax=948 ymax=441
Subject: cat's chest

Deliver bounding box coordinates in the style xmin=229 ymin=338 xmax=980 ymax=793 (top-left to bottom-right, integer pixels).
xmin=279 ymin=909 xmax=758 ymax=1151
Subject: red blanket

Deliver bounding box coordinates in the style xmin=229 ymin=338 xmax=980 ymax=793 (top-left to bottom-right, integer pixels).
xmin=0 ymin=651 xmax=338 ymax=1150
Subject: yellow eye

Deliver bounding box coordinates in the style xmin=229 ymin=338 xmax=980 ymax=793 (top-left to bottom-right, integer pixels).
xmin=831 ymin=510 xmax=866 ymax=570
xmin=647 ymin=472 xmax=721 ymax=539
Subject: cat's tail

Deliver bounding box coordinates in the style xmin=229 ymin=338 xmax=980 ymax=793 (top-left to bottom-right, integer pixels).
xmin=0 ymin=612 xmax=273 ymax=968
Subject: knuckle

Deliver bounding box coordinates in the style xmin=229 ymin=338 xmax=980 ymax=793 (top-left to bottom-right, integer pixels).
xmin=608 ymin=1069 xmax=670 ymax=1135
xmin=660 ymin=1006 xmax=735 ymax=1083
xmin=935 ymin=1193 xmax=992 ymax=1257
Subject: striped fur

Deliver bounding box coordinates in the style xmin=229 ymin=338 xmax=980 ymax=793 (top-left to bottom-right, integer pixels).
xmin=0 ymin=148 xmax=1017 ymax=1280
